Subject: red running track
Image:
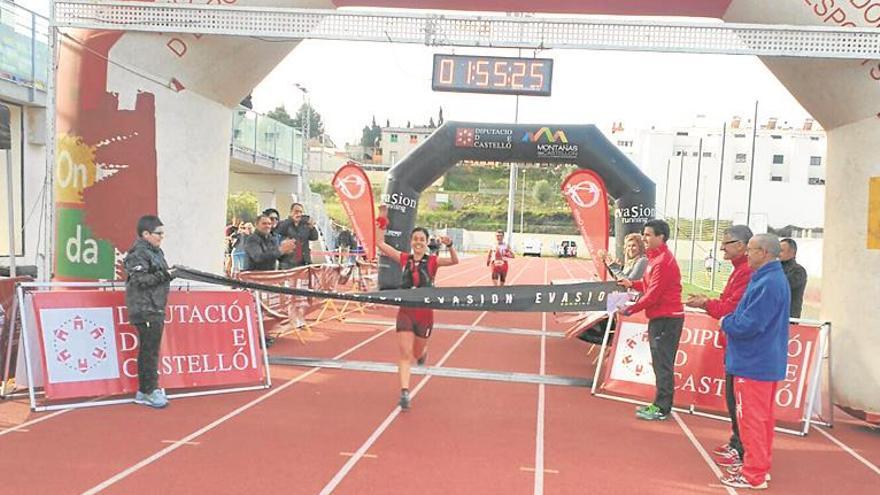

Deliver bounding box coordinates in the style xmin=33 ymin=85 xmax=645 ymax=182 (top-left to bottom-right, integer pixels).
xmin=0 ymin=255 xmax=877 ymax=494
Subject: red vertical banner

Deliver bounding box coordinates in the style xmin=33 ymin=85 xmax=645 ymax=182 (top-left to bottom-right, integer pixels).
xmin=561 ymin=169 xmax=609 ymax=280
xmin=333 ymin=162 xmax=376 ymax=260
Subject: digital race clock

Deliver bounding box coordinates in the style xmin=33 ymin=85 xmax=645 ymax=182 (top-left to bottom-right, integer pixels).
xmin=431 ymin=54 xmax=553 ymax=96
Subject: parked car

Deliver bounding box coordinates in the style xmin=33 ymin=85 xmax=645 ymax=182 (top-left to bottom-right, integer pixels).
xmin=522 ymin=238 xmax=543 ymax=257
xmin=556 ymin=240 xmax=578 ymax=258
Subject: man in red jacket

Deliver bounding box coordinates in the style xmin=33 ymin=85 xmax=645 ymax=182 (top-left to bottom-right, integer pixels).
xmin=619 ymin=219 xmax=684 ymax=421
xmin=686 ymin=225 xmax=753 ymax=468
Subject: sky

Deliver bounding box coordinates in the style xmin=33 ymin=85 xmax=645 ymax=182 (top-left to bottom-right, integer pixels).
xmin=17 ymin=0 xmax=813 ymax=144
xmin=252 ymin=38 xmax=814 ymax=146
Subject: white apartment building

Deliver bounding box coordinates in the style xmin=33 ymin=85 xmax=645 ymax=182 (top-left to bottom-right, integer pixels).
xmin=612 ymin=117 xmax=826 ymax=230
xmin=378 ymin=126 xmax=435 ymax=166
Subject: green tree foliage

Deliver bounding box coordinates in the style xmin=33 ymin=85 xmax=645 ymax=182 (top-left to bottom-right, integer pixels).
xmin=292 ymin=102 xmax=325 ymax=139
xmin=532 ymin=179 xmax=553 ymax=203
xmin=227 ymin=192 xmax=260 ymax=223
xmin=266 ymin=106 xmax=295 ymax=127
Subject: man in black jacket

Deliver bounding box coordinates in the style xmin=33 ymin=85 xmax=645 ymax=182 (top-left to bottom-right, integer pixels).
xmin=244 ymin=214 xmax=296 ymax=271
xmin=780 ymin=238 xmax=808 ymax=318
xmin=124 ymin=215 xmax=175 ymax=409
xmin=276 ymin=202 xmax=319 ymax=269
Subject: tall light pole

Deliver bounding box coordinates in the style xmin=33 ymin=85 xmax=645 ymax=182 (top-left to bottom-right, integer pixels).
xmin=520 ymin=167 xmax=527 ymax=233
xmin=294 ymin=83 xmax=310 ymax=199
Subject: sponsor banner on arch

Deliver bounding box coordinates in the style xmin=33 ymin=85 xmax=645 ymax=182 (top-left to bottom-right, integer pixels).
xmin=561 ymin=169 xmax=608 ymax=280
xmin=333 ymin=161 xmax=376 ymax=260
xmin=29 ymin=290 xmax=265 ymax=400
xmin=598 ymin=311 xmax=823 ymax=425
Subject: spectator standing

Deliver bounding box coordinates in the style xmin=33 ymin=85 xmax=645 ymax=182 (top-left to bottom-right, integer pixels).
xmin=276 ymin=203 xmax=319 ymax=269
xmin=685 ymin=225 xmax=753 ymax=469
xmin=719 ymin=234 xmax=790 ymax=490
xmin=124 ymin=215 xmax=175 ymax=409
xmin=779 ymin=238 xmax=808 ymax=318
xmin=244 ymin=214 xmax=296 ymax=271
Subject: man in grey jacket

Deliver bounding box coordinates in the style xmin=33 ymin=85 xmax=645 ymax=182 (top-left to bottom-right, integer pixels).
xmin=124 ymin=215 xmax=175 ymax=409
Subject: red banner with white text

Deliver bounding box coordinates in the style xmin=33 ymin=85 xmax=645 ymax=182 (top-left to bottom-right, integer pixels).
xmin=597 ymin=311 xmax=825 ymax=425
xmin=561 ymin=169 xmax=609 ymax=280
xmin=333 ymin=161 xmax=376 ymax=260
xmin=29 ymin=290 xmax=266 ymax=400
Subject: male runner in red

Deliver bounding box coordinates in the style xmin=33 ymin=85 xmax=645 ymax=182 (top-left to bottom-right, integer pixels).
xmin=486 ymin=230 xmax=515 ymax=286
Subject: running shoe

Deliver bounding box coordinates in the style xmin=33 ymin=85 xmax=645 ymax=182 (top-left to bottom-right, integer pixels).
xmin=636 ymin=404 xmax=668 ymax=421
xmin=720 ymin=473 xmax=768 ymax=490
xmin=714 ymin=450 xmax=742 ymax=468
xmin=726 ymin=465 xmax=771 ymax=482
xmin=417 ymin=351 xmax=427 ymax=366
xmin=399 ymin=389 xmax=411 ymax=411
xmin=713 ymin=443 xmax=734 ymax=456
xmin=135 ymin=389 xmax=168 ymax=409
xmin=635 ymin=403 xmax=653 ymax=414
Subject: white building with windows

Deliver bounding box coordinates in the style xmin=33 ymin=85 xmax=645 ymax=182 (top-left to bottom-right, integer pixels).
xmin=612 ymin=117 xmax=826 ymax=231
xmin=378 ymin=126 xmax=435 ymax=166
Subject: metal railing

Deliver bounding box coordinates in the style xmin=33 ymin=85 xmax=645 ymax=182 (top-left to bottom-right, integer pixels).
xmin=231 ymin=106 xmax=304 ymax=174
xmin=0 ymin=0 xmax=49 ymax=100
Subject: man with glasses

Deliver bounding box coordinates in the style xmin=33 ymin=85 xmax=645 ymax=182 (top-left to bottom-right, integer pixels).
xmin=719 ymin=234 xmax=790 ymax=490
xmin=244 ymin=214 xmax=296 ymax=271
xmin=686 ymin=225 xmax=753 ymax=469
xmin=263 ymin=208 xmax=282 ymax=246
xmin=124 ymin=215 xmax=176 ymax=409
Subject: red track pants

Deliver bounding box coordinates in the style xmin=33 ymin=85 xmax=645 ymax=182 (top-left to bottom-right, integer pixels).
xmin=735 ymin=377 xmax=777 ymax=485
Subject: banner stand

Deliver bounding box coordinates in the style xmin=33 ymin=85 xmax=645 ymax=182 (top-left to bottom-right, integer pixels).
xmin=16 ymin=281 xmax=271 ymax=412
xmin=591 ymin=312 xmax=833 ymax=437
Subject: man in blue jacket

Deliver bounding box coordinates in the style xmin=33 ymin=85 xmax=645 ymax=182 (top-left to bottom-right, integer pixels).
xmin=719 ymin=233 xmax=790 ymax=490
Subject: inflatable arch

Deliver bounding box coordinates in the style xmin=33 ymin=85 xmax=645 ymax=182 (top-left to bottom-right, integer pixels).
xmin=53 ymin=0 xmax=880 ymax=417
xmin=378 ymin=122 xmax=654 ymax=289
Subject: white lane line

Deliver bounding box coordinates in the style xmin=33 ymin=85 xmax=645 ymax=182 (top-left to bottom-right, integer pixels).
xmin=319 ymin=257 xmax=536 ymax=495
xmin=533 ymin=258 xmax=549 ymax=495
xmin=318 ymin=311 xmax=488 ymax=495
xmin=815 ymin=426 xmax=880 ymax=476
xmin=671 ymin=412 xmax=738 ymax=495
xmin=160 ymin=440 xmax=200 ymax=446
xmin=0 ymin=408 xmax=71 ymax=437
xmin=81 ymin=325 xmax=396 ymax=495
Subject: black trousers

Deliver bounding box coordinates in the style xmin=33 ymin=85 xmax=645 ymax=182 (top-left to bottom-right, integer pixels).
xmin=134 ymin=318 xmax=164 ymax=394
xmin=648 ymin=317 xmax=684 ymax=414
xmin=726 ymin=373 xmax=745 ymax=457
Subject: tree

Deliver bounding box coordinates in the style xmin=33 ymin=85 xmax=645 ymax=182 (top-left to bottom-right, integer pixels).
xmin=385 ymin=118 xmax=390 ymax=128
xmin=438 ymin=107 xmax=444 ymax=125
xmin=532 ymin=179 xmax=553 ymax=203
xmin=429 ymin=117 xmax=436 ymax=128
xmin=266 ymin=106 xmax=295 ymax=127
xmin=291 ymin=102 xmax=325 ymax=139
xmin=227 ymin=191 xmax=260 ymax=224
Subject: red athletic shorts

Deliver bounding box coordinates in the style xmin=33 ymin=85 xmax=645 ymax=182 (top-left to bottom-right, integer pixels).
xmin=396 ymin=307 xmax=434 ymax=338
xmin=491 ymin=262 xmax=509 ymax=282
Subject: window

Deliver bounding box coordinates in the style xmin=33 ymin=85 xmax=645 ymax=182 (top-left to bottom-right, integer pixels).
xmin=771 ymin=134 xmax=782 ymax=140
xmin=736 ymin=153 xmax=747 ymax=163
xmin=390 ymin=134 xmax=398 ymax=143
xmin=810 ymin=156 xmax=822 ymax=166
xmin=676 ymin=131 xmax=689 ymax=136
xmin=770 ymin=175 xmax=783 ymax=182
xmin=734 ymin=133 xmax=746 ymax=138
xmin=808 ymin=177 xmax=825 ymax=185
xmin=702 ymin=152 xmax=712 ymax=158
xmin=616 ymin=140 xmax=633 ymax=147
xmin=409 ymin=134 xmax=418 ymax=144
xmin=772 ymin=154 xmax=784 ymax=165
xmin=734 ymin=174 xmax=746 ymax=181
xmin=810 ymin=136 xmax=820 ymax=141
xmin=675 ymin=150 xmax=683 ymax=156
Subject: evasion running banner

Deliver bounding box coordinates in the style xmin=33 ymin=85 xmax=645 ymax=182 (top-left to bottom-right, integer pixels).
xmin=333 ymin=161 xmax=376 ymax=260
xmin=597 ymin=312 xmax=825 ymax=425
xmin=29 ymin=290 xmax=266 ymax=400
xmin=561 ymin=169 xmax=609 ymax=280
xmin=175 ymin=266 xmax=621 ymax=313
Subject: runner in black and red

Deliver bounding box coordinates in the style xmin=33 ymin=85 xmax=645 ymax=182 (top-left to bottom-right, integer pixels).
xmin=377 ymin=219 xmax=459 ymax=411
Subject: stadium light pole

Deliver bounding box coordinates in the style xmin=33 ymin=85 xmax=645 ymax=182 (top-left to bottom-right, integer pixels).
xmin=294 ymin=83 xmax=310 ymax=199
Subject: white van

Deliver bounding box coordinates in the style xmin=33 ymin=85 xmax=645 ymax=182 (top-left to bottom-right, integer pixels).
xmin=522 ymin=238 xmax=543 ymax=257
